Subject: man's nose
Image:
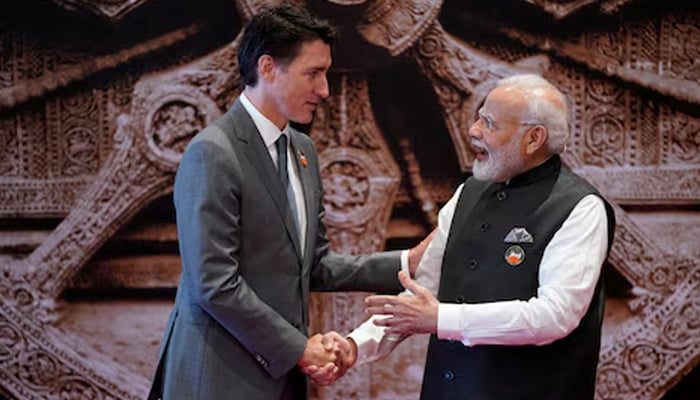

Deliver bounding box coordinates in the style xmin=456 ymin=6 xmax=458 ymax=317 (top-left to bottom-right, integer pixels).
xmin=316 ymin=76 xmax=330 ymax=99
xmin=468 ymin=120 xmax=482 ymax=139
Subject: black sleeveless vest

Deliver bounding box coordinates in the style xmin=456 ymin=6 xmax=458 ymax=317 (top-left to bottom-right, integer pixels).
xmin=420 ymin=156 xmax=615 ymax=400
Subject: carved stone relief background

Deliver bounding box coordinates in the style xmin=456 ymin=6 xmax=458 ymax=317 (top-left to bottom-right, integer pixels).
xmin=0 ymin=0 xmax=698 ymax=399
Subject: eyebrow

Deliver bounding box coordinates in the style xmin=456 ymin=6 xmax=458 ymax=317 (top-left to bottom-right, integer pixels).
xmin=477 ymin=109 xmax=493 ymax=122
xmin=305 ymin=66 xmax=328 ymax=73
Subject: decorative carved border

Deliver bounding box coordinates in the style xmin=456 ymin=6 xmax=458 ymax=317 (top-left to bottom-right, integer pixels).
xmin=576 ymin=167 xmax=700 ymax=205
xmin=0 ymin=2 xmax=698 ymax=399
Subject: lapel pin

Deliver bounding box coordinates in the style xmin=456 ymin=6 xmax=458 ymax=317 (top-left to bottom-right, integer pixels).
xmin=299 ymin=150 xmax=307 ymax=167
xmin=504 ymin=245 xmax=525 ymax=266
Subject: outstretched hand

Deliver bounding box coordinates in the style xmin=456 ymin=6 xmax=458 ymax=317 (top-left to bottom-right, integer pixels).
xmin=365 ymin=271 xmax=438 ymax=335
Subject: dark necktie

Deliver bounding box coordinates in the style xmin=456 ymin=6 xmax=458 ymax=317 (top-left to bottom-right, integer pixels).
xmin=276 ymin=134 xmax=289 ymax=190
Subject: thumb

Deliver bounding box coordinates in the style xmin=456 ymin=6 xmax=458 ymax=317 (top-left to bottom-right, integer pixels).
xmin=334 ymin=336 xmax=353 ymax=357
xmin=321 ymin=332 xmax=338 ymax=352
xmin=398 ymin=270 xmax=426 ymax=296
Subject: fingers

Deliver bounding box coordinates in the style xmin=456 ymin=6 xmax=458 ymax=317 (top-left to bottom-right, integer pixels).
xmin=331 ymin=333 xmax=353 ymax=356
xmin=301 ymin=364 xmax=319 ymax=374
xmin=321 ymin=331 xmax=344 ymax=351
xmin=325 ymin=332 xmax=357 ymax=370
xmin=371 ymin=315 xmax=404 ymax=328
xmin=365 ymin=294 xmax=401 ymax=309
xmin=370 ymin=315 xmax=419 ymax=335
xmin=310 ymin=333 xmax=337 ymax=359
xmin=320 ymin=331 xmax=354 ymax=366
xmin=321 ymin=331 xmax=341 ymax=352
xmin=371 ymin=317 xmax=410 ymax=335
xmin=368 ymin=281 xmax=439 ymax=336
xmin=303 ymin=331 xmax=358 ymax=386
xmin=366 ymin=304 xmax=399 ymax=317
xmin=298 ymin=334 xmax=337 ymax=369
xmin=308 ymin=362 xmax=339 ymax=386
xmin=365 ymin=293 xmax=411 ymax=316
xmin=364 ymin=273 xmax=430 ymax=314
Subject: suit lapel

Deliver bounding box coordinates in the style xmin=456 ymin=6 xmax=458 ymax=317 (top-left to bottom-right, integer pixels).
xmin=289 ymin=130 xmax=316 ymax=263
xmin=220 ymin=100 xmax=303 ymax=260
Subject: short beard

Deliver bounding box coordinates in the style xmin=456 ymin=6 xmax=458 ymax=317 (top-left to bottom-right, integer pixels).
xmin=472 ymin=159 xmax=494 ymax=181
xmin=471 ymin=140 xmax=523 ymax=182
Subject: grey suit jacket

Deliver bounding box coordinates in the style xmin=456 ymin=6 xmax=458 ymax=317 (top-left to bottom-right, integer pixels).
xmin=148 ymin=99 xmax=402 ymax=400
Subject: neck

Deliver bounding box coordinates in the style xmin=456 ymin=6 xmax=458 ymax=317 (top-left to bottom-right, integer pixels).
xmin=244 ymin=86 xmax=287 ymax=130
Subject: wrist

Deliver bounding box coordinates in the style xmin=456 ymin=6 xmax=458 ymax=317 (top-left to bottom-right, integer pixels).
xmin=296 ymin=341 xmax=312 ymax=368
xmin=346 ymin=337 xmax=358 ymax=366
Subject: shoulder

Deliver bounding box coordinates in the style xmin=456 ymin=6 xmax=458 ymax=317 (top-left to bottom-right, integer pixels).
xmin=177 ymin=124 xmax=242 ymax=176
xmin=189 ymin=124 xmax=232 ymax=150
xmin=554 ymin=168 xmax=614 ymax=230
xmin=290 ymin=128 xmax=315 ymax=147
xmin=556 ymin=167 xmax=603 ymax=200
xmin=289 ymin=128 xmax=319 ymax=163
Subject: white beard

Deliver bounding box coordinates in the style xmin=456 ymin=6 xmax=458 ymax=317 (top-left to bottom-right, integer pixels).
xmin=472 ymin=158 xmax=498 ymax=181
xmin=471 ymin=139 xmax=523 ymax=182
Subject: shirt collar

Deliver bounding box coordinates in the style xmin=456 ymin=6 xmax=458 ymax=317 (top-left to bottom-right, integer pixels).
xmin=239 ymin=92 xmax=290 ymax=148
xmin=505 ymin=155 xmax=561 ymax=187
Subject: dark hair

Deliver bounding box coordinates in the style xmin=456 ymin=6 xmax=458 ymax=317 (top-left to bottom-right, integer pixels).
xmin=237 ymin=4 xmax=336 ymax=87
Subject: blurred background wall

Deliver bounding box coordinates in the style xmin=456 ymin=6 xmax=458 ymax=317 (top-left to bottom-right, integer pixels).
xmin=0 ymin=0 xmax=698 ymax=399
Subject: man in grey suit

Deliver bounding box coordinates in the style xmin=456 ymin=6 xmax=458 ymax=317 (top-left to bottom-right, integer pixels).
xmin=147 ymin=5 xmax=411 ymax=400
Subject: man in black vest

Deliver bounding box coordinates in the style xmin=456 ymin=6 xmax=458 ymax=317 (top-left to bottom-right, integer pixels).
xmin=316 ymin=74 xmax=616 ymax=399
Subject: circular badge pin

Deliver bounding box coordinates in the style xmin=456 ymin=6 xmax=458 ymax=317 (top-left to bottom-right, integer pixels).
xmin=504 ymin=245 xmax=525 ymax=266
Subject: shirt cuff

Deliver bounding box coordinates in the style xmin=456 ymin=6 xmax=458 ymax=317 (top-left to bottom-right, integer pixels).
xmin=346 ymin=331 xmax=372 ymax=365
xmin=400 ymin=249 xmax=410 ymax=275
xmin=437 ymin=303 xmax=471 ymax=345
xmin=347 ymin=317 xmax=388 ymax=365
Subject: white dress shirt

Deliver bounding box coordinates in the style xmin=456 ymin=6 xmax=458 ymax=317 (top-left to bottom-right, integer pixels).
xmin=349 ymin=182 xmax=609 ymax=364
xmin=239 ymin=93 xmax=307 ymax=253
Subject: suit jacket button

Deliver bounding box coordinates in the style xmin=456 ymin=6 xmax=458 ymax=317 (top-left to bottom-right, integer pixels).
xmin=456 ymin=295 xmax=465 ymax=303
xmin=468 ymin=259 xmax=478 ymax=270
xmin=443 ymin=370 xmax=454 ymax=381
xmin=497 ymin=191 xmax=507 ymax=201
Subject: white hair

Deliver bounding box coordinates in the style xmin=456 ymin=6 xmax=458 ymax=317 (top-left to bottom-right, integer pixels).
xmin=496 ymin=74 xmax=570 ymax=154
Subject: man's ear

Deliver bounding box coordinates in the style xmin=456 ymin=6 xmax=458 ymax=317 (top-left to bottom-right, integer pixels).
xmin=524 ymin=125 xmax=548 ymax=155
xmin=257 ymin=54 xmax=276 ymax=83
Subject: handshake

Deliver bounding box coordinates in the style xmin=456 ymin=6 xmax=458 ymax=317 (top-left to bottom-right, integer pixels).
xmin=293 ymin=232 xmax=438 ymax=386
xmin=296 ymin=331 xmax=357 ymax=386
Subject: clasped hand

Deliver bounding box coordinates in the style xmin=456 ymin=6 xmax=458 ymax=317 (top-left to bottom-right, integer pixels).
xmin=297 ymin=332 xmax=357 ymax=386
